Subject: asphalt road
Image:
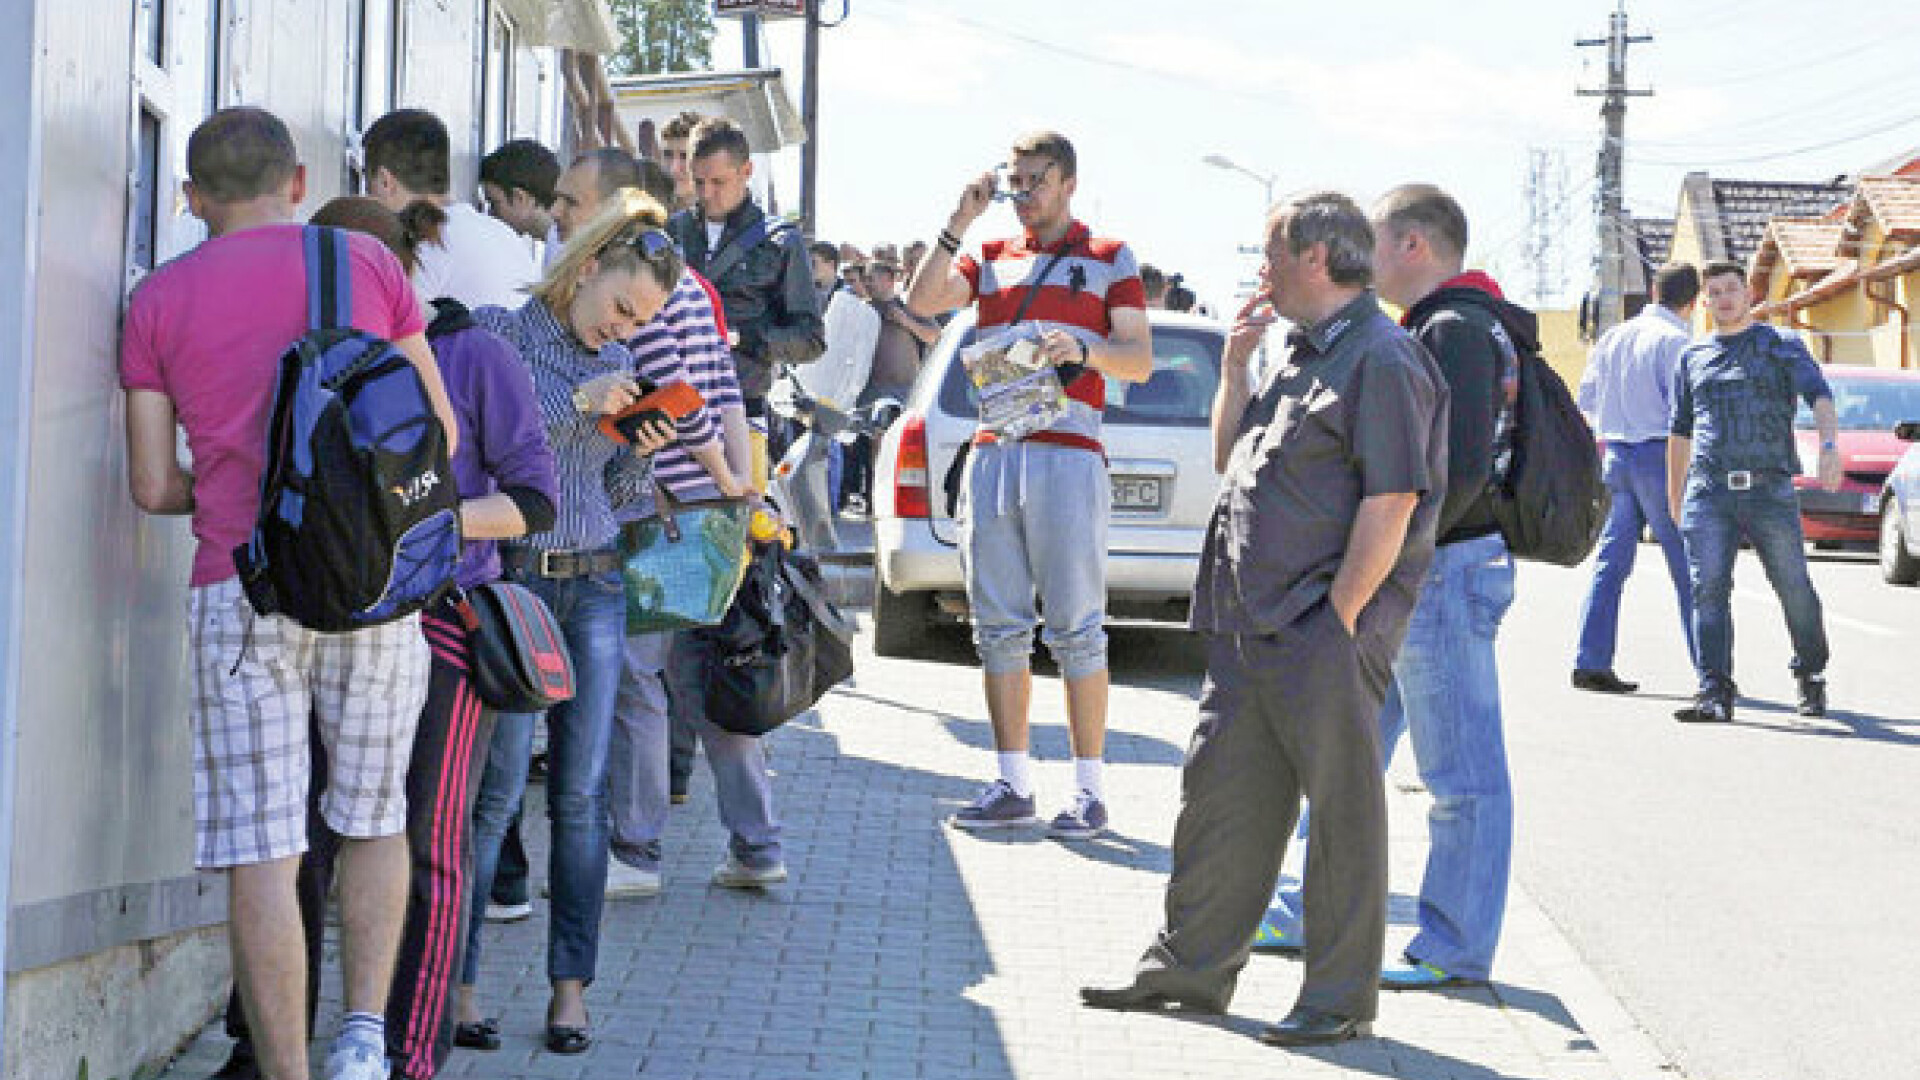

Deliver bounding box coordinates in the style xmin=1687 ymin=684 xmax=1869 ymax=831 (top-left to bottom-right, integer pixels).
xmin=887 ymin=538 xmax=1916 ymax=1080
xmin=1498 ymin=546 xmax=1918 ymax=1080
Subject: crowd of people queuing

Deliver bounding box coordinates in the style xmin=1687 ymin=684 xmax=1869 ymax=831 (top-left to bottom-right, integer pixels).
xmin=120 ymin=94 xmax=1843 ymax=1079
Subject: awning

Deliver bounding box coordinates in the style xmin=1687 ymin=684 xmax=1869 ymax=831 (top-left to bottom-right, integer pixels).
xmin=609 ymin=68 xmax=807 ymax=154
xmin=496 ymin=0 xmax=619 ymax=55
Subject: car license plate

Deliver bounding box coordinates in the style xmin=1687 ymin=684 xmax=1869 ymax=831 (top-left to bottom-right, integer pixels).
xmin=1112 ymin=475 xmax=1164 ymax=511
xmin=1863 ymin=492 xmax=1882 ymax=513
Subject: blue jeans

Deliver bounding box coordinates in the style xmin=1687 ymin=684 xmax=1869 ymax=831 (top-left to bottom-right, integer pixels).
xmin=469 ymin=565 xmax=626 ymax=984
xmin=1267 ymin=532 xmax=1516 ymax=978
xmin=462 ymin=709 xmax=535 ymax=985
xmin=1680 ymin=473 xmax=1829 ymax=696
xmin=1575 ymin=440 xmax=1695 ymax=671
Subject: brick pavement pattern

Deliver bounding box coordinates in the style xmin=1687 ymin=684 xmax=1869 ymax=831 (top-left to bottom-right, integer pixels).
xmin=169 ymin=625 xmax=1638 ymax=1080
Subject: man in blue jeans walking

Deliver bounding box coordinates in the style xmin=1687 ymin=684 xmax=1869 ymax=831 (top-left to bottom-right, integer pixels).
xmin=1571 ymin=264 xmax=1702 ymax=693
xmin=1255 ymin=185 xmax=1523 ymax=992
xmin=1667 ymin=260 xmax=1840 ymax=723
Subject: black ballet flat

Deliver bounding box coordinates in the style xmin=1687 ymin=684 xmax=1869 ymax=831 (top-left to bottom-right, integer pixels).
xmin=452 ymin=1018 xmax=500 ymax=1051
xmin=544 ymin=1021 xmax=591 ymax=1055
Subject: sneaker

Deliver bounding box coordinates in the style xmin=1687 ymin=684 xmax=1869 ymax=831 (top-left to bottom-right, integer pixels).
xmin=949 ymin=780 xmax=1039 ymax=830
xmin=1380 ymin=955 xmax=1479 ymax=990
xmin=605 ymin=860 xmax=662 ymax=899
xmin=322 ymin=1032 xmax=389 ymax=1080
xmin=1674 ymin=692 xmax=1734 ymax=723
xmin=483 ymin=900 xmax=532 ymax=923
xmin=1796 ymin=675 xmax=1828 ymax=717
xmin=712 ymin=853 xmax=788 ymax=889
xmin=1047 ymin=789 xmax=1109 ymax=840
xmin=1251 ymin=918 xmax=1303 ymax=956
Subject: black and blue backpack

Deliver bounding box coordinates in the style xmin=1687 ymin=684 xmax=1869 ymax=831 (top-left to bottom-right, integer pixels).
xmin=234 ymin=226 xmax=460 ymax=631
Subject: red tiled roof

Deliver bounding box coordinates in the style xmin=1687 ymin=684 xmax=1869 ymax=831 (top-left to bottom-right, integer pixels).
xmin=1848 ymin=176 xmax=1920 ymax=240
xmin=1761 ymin=217 xmax=1847 ymax=277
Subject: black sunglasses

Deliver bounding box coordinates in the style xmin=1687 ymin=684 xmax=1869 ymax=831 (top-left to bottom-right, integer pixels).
xmin=617 ymin=228 xmax=680 ymax=261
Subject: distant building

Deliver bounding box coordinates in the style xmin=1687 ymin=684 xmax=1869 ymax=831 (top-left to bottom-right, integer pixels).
xmin=1752 ymin=173 xmax=1920 ymax=369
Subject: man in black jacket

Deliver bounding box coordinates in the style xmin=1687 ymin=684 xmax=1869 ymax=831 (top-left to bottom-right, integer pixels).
xmin=1256 ymin=184 xmax=1525 ymax=993
xmin=667 ymin=117 xmax=824 ymax=434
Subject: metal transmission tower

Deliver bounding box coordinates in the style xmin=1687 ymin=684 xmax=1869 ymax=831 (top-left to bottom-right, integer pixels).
xmin=1577 ymin=1 xmax=1651 ymax=334
xmin=1524 ymin=147 xmax=1569 ymax=307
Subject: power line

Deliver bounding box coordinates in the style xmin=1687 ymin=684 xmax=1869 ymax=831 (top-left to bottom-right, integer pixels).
xmin=859 ymin=0 xmax=1286 ymax=108
xmin=1629 ymin=111 xmax=1920 ymax=167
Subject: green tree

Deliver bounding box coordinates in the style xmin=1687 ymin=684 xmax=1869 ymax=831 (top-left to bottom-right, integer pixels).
xmin=606 ymin=0 xmax=715 ymax=75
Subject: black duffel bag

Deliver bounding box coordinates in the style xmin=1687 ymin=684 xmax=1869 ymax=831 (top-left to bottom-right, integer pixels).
xmin=703 ymin=543 xmax=855 ymax=736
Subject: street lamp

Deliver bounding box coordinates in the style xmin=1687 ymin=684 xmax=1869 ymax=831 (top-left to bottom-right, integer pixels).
xmin=1202 ymin=153 xmax=1277 ymax=209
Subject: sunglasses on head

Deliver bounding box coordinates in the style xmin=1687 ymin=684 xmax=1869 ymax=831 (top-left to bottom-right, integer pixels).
xmin=618 ymin=228 xmax=679 ymax=261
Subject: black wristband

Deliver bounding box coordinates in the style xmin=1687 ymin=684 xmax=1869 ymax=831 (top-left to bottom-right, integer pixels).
xmin=1077 ymin=337 xmax=1090 ymax=365
xmin=937 ymin=228 xmax=961 ymax=255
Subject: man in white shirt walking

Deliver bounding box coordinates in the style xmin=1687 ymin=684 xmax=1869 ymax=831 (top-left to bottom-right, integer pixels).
xmin=364 ymin=109 xmax=539 ymax=310
xmin=1571 ymin=263 xmax=1701 ymax=693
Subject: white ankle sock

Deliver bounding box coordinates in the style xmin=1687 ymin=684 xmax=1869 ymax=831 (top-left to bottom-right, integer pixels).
xmin=997 ymin=752 xmax=1034 ymax=797
xmin=1074 ymin=757 xmax=1105 ymax=801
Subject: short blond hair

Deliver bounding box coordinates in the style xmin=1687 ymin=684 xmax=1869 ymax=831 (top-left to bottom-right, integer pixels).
xmin=533 ymin=188 xmax=680 ymax=312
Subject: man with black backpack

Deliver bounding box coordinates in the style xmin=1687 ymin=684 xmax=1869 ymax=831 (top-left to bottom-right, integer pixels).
xmin=120 ymin=108 xmax=458 ymax=1080
xmin=1256 ymin=185 xmax=1528 ymax=993
xmin=666 ymin=117 xmax=824 ymax=480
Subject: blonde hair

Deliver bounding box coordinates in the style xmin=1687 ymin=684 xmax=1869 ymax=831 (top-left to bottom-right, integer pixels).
xmin=533 ymin=188 xmax=681 ymax=312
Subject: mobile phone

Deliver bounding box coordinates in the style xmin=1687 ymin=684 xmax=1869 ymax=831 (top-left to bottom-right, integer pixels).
xmin=597 ymin=380 xmax=705 ymax=444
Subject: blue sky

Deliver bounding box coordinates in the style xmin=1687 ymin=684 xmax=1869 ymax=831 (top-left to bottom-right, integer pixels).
xmin=717 ymin=0 xmax=1920 ymax=314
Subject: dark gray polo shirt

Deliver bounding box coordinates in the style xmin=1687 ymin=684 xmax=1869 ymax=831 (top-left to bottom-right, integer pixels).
xmin=1192 ymin=292 xmax=1449 ymax=640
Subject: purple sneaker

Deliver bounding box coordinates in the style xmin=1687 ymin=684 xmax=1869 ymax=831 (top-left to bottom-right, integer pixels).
xmin=1047 ymin=789 xmax=1109 ymax=840
xmin=950 ymin=780 xmax=1039 ymax=830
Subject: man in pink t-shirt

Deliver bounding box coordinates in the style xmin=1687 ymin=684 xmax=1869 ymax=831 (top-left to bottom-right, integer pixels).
xmin=119 ymin=107 xmax=458 ymax=1080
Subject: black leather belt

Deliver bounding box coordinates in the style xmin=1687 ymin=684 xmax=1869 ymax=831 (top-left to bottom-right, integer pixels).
xmin=503 ymin=546 xmax=623 ymax=579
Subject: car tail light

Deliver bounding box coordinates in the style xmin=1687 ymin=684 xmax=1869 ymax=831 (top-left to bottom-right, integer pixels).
xmin=894 ymin=412 xmax=932 ymax=518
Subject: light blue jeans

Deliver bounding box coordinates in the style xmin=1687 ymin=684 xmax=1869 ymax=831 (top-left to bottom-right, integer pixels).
xmin=1575 ymin=439 xmax=1695 ymax=672
xmin=1680 ymin=473 xmax=1828 ymax=696
xmin=1266 ymin=532 xmax=1516 ymax=979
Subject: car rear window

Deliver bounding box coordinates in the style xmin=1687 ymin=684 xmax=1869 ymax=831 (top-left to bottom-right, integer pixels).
xmin=1794 ymin=376 xmax=1920 ymax=432
xmin=936 ymin=325 xmax=1223 ymax=428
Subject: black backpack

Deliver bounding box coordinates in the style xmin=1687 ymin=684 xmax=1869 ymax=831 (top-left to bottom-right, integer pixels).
xmin=234 ymin=227 xmax=461 ymax=631
xmin=1473 ymin=301 xmax=1610 ymax=566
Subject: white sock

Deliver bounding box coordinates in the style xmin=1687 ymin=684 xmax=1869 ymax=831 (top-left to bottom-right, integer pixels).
xmin=997 ymin=751 xmax=1034 ymax=797
xmin=1074 ymin=757 xmax=1105 ymax=801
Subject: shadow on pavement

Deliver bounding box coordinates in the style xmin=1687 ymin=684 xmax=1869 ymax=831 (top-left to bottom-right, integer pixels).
xmin=451 ymin=712 xmax=1027 ymax=1080
xmin=1729 ymin=699 xmax=1920 ymax=746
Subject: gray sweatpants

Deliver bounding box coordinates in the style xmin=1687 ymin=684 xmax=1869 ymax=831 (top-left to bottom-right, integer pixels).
xmin=1135 ymin=602 xmax=1394 ymax=1020
xmin=607 ymin=630 xmax=782 ymax=869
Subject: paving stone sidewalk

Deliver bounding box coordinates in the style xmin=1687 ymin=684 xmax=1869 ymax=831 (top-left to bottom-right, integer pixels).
xmin=167 ymin=623 xmax=1662 ymax=1080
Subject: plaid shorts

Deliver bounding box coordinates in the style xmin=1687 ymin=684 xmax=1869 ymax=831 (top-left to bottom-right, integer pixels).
xmin=188 ymin=579 xmax=429 ymax=869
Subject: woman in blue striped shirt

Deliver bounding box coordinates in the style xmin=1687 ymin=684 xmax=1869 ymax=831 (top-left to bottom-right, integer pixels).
xmin=462 ymin=190 xmax=680 ymax=1056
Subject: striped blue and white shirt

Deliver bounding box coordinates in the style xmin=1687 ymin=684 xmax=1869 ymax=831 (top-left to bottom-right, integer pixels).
xmin=615 ymin=269 xmax=745 ymax=506
xmin=475 ymin=299 xmax=632 ymax=552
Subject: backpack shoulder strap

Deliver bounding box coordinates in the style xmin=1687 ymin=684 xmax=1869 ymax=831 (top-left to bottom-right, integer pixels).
xmin=304 ymin=226 xmax=353 ymax=332
xmin=703 ymin=214 xmax=777 ymax=284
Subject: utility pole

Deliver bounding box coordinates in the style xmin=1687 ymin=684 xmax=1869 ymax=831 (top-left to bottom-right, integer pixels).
xmin=800 ymin=0 xmax=820 ymax=236
xmin=1577 ymin=0 xmax=1651 ymax=334
xmin=1524 ymin=147 xmax=1568 ymax=308
xmin=741 ymin=11 xmax=762 ymax=67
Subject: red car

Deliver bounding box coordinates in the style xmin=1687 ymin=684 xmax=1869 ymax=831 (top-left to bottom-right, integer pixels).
xmin=1792 ymin=368 xmax=1920 ymax=548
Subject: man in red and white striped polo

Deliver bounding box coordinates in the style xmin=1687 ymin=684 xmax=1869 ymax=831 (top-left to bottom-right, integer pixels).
xmin=907 ymin=130 xmax=1154 ymax=840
